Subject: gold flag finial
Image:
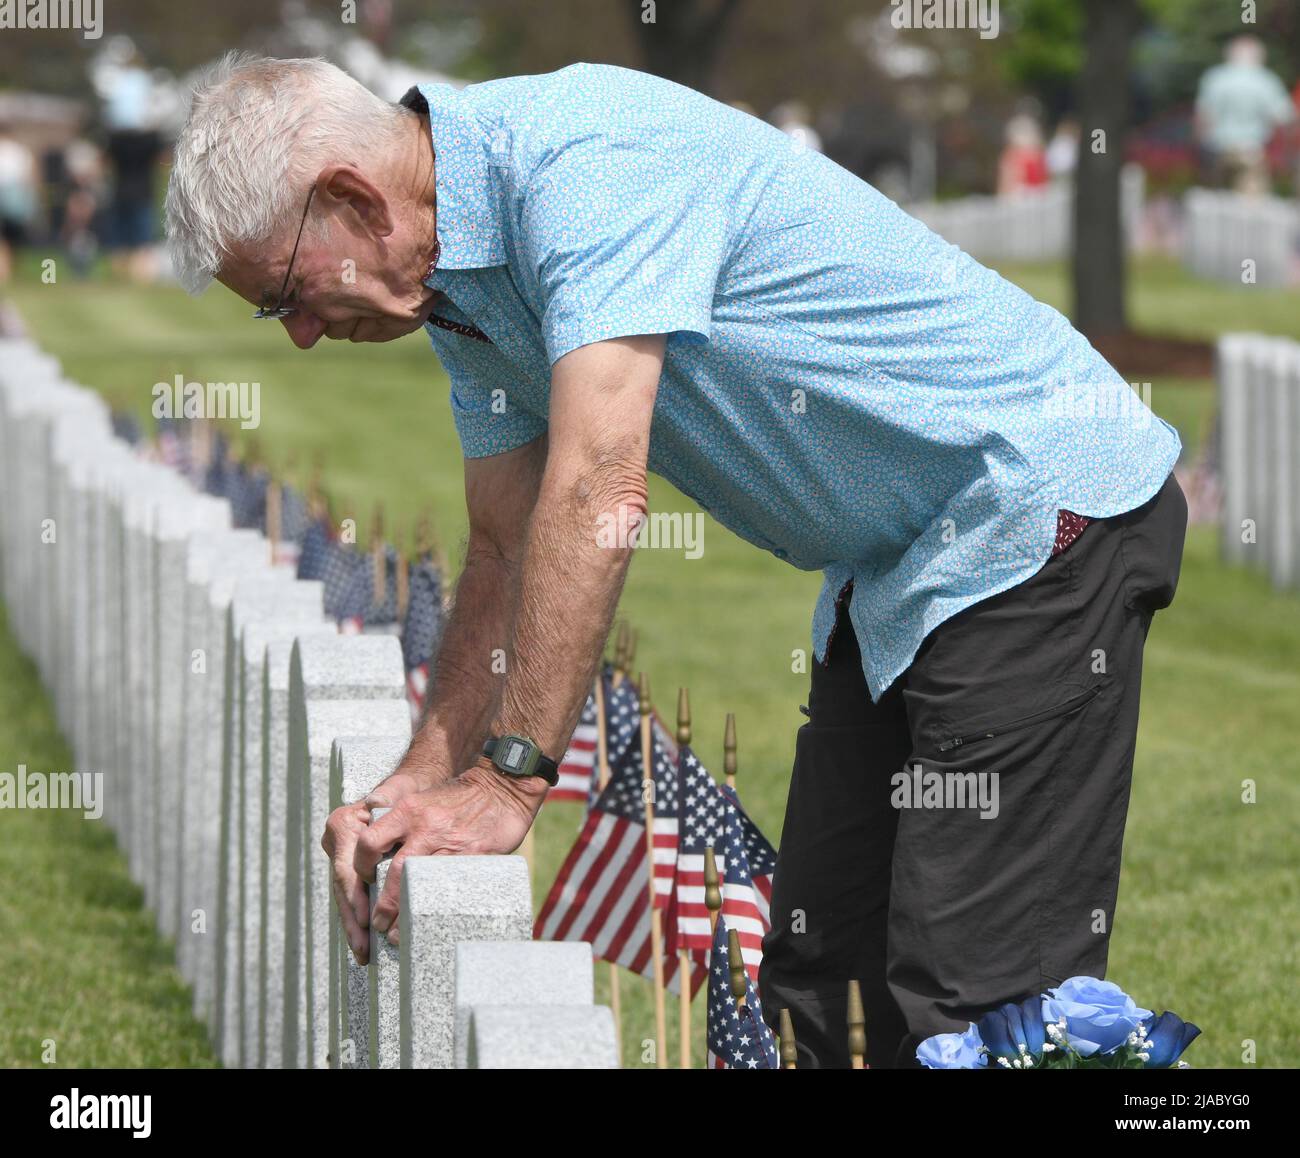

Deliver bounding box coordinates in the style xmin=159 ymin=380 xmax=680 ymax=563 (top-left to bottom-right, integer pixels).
xmin=613 ymin=621 xmax=630 ymax=679
xmin=727 ymin=928 xmax=747 ymax=1009
xmin=703 ymin=846 xmax=722 ymax=929
xmin=779 ymin=1008 xmax=798 ymax=1069
xmin=676 ymin=687 xmax=691 ymax=747
xmin=848 ymin=980 xmax=867 ymax=1068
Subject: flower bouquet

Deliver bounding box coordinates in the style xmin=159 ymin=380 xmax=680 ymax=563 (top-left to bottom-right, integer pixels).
xmin=917 ymin=976 xmax=1201 ymax=1070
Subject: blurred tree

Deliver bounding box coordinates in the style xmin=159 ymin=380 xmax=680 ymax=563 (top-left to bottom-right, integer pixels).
xmin=1000 ymin=0 xmax=1084 ymax=119
xmin=1073 ymin=0 xmax=1138 ymax=336
xmin=625 ymin=0 xmax=743 ymax=95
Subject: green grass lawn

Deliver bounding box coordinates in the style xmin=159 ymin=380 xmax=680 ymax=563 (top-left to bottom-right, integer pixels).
xmin=0 ymin=257 xmax=1296 ymax=1068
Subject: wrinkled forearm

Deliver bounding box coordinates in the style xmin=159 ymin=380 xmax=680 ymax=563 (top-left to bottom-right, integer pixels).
xmin=397 ymin=542 xmax=521 ymax=788
xmin=492 ymin=451 xmax=644 ymax=800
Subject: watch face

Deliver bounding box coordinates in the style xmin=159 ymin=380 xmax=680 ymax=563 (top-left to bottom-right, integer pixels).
xmin=502 ymin=738 xmax=528 ymax=772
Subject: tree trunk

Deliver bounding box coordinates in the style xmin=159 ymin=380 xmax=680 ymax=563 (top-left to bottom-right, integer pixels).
xmin=1072 ymin=0 xmax=1137 ymax=336
xmin=628 ymin=0 xmax=742 ymax=96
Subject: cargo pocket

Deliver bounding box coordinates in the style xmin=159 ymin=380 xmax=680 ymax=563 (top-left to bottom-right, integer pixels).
xmin=937 ymin=685 xmax=1103 ymax=754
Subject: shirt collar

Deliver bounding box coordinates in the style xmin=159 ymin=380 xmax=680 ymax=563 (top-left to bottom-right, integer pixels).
xmin=400 ymin=83 xmax=506 ymax=271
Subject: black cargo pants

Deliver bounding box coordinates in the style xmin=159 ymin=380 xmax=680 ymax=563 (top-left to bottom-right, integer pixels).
xmin=759 ymin=473 xmax=1188 ymax=1067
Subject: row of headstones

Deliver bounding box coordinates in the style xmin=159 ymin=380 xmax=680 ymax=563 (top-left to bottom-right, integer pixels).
xmin=0 ymin=336 xmax=618 ymax=1068
xmin=1217 ymin=333 xmax=1300 ymax=591
xmin=1183 ymin=189 xmax=1297 ymax=288
xmin=909 ymin=165 xmax=1145 ymax=264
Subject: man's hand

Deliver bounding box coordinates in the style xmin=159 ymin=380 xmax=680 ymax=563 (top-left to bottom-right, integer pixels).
xmin=321 ymin=759 xmax=442 ymax=965
xmin=348 ymin=761 xmax=541 ymax=959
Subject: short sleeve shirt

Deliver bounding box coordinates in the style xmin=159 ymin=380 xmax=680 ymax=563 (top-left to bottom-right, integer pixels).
xmin=404 ymin=65 xmax=1181 ymax=699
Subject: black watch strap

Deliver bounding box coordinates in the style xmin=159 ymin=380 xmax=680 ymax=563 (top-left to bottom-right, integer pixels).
xmin=534 ymin=753 xmax=560 ymax=786
xmin=483 ymin=736 xmax=561 ymax=786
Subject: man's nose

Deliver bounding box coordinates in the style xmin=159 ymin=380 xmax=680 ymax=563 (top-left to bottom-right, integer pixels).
xmin=281 ymin=312 xmax=327 ymax=349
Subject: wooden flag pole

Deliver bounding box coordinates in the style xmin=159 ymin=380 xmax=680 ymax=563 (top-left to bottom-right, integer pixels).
xmin=779 ymin=1008 xmax=798 ymax=1069
xmin=395 ymin=554 xmax=410 ymax=621
xmin=265 ymin=473 xmax=282 ymax=566
xmin=592 ymin=666 xmax=622 ymax=1060
xmin=724 ymin=712 xmax=737 ymax=789
xmin=676 ymin=687 xmax=692 ymax=1069
xmin=639 ymin=672 xmax=668 ymax=1069
xmin=194 ymin=419 xmax=211 ymax=471
xmin=848 ymin=979 xmax=868 ymax=1069
xmin=612 ymin=622 xmax=630 ymax=685
xmin=371 ymin=503 xmax=385 ymax=610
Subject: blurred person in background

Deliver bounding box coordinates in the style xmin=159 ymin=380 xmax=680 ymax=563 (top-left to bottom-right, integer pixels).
xmin=1194 ymin=34 xmax=1293 ymax=195
xmin=62 ymin=140 xmax=106 ymax=278
xmin=997 ymin=112 xmax=1048 ymax=197
xmin=1045 ymin=115 xmax=1079 ymax=184
xmin=0 ymin=124 xmax=38 ymax=286
xmin=102 ymin=44 xmax=164 ymax=281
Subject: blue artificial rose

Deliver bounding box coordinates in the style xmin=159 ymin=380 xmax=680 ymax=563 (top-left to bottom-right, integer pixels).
xmin=978 ymin=995 xmax=1047 ymax=1065
xmin=1042 ymin=976 xmax=1154 ymax=1057
xmin=917 ymin=1022 xmax=987 ymax=1069
xmin=1143 ymin=1011 xmax=1202 ymax=1068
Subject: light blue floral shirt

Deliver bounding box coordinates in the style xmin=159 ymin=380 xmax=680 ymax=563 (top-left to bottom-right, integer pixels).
xmin=404 ymin=66 xmax=1181 ymax=700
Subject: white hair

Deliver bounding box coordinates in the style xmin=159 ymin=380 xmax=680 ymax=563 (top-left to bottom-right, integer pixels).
xmin=165 ymin=52 xmax=408 ymax=294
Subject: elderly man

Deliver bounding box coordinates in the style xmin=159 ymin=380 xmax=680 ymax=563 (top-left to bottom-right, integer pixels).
xmin=166 ymin=55 xmax=1186 ymax=1068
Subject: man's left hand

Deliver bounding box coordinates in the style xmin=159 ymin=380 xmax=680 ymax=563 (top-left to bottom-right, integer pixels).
xmin=353 ymin=759 xmax=541 ymax=950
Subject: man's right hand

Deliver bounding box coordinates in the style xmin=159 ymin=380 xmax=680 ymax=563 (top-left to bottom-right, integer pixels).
xmin=323 ymin=439 xmax=548 ymax=964
xmin=322 ymin=760 xmax=440 ymax=965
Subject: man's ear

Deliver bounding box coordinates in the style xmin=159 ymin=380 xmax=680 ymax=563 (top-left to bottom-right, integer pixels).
xmin=316 ymin=165 xmax=394 ymax=238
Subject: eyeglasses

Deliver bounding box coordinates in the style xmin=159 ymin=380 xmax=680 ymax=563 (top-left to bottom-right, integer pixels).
xmin=253 ymin=187 xmax=316 ymax=319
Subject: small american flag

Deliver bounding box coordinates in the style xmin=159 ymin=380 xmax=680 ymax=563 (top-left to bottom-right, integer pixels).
xmin=203 ymin=431 xmax=231 ymax=499
xmin=551 ymin=688 xmax=599 ymax=803
xmin=319 ymin=540 xmax=368 ymax=633
xmin=112 ymin=411 xmax=143 ymax=446
xmin=272 ymin=483 xmax=311 ymax=569
xmin=296 ymin=514 xmax=332 ymax=581
xmin=674 ymin=756 xmax=776 ymax=983
xmin=362 ymin=545 xmax=401 ymax=630
xmin=227 ymin=463 xmax=269 ymax=530
xmin=535 ymin=717 xmax=699 ymax=990
xmin=401 ymin=555 xmax=443 ymax=727
xmin=706 ymin=913 xmax=777 ymax=1070
xmin=156 ymin=415 xmax=193 ymax=479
